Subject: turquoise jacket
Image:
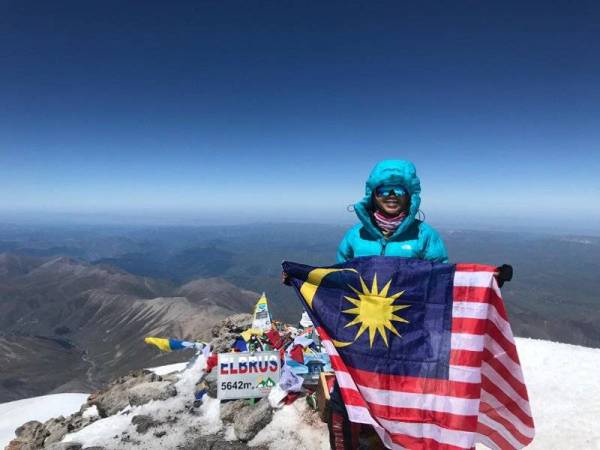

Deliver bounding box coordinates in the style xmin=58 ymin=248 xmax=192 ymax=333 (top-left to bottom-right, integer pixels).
xmin=336 ymin=160 xmax=448 ymax=263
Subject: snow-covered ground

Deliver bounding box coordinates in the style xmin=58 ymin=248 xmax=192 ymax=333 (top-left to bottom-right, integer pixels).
xmin=2 ymin=338 xmax=600 ymax=449
xmin=147 ymin=362 xmax=188 ymax=376
xmin=513 ymin=338 xmax=600 ymax=450
xmin=0 ymin=393 xmax=89 ymax=448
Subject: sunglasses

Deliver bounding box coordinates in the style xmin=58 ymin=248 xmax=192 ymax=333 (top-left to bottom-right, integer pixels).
xmin=375 ymin=185 xmax=408 ymax=197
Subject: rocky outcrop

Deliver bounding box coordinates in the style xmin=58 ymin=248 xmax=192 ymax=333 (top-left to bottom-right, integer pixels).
xmin=209 ymin=313 xmax=253 ymax=353
xmin=232 ymin=398 xmax=273 ymax=442
xmin=4 ymin=313 xmax=317 ymax=450
xmin=87 ymin=369 xmax=164 ymax=417
xmin=6 ymin=421 xmax=46 ymax=450
xmin=5 ymin=406 xmax=100 ymax=450
xmin=128 ymin=381 xmax=177 ymax=407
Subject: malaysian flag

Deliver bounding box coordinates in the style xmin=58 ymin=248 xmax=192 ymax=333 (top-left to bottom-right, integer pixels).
xmin=282 ymin=256 xmax=534 ymax=450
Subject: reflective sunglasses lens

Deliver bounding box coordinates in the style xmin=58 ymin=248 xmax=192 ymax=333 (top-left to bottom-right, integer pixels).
xmin=376 ymin=186 xmax=406 ymax=197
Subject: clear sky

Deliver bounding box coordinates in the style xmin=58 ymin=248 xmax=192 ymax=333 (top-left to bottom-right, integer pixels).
xmin=1 ymin=1 xmax=599 ymax=231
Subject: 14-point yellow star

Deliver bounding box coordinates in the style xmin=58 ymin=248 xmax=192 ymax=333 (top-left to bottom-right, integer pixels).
xmin=343 ymin=273 xmax=410 ymax=348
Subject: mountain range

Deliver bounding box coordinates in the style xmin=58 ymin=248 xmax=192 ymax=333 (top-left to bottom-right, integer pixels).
xmin=0 ymin=252 xmax=258 ymax=403
xmin=1 ymin=222 xmax=599 ymax=403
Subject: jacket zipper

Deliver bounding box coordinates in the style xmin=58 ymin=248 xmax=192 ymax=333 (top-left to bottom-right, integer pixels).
xmin=380 ymin=239 xmax=387 ymax=256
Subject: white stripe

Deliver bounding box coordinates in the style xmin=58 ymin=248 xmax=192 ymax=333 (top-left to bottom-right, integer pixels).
xmin=484 ymin=338 xmax=525 ymax=384
xmin=449 ymin=365 xmax=481 ymax=383
xmin=476 ymin=433 xmax=501 ymax=450
xmin=344 ymin=403 xmax=378 ymax=425
xmin=345 ymin=406 xmax=405 ymax=450
xmin=485 ymin=303 xmax=516 ymax=345
xmin=452 ymin=301 xmax=516 ymax=345
xmin=454 ymin=270 xmax=501 ymax=297
xmin=335 ymin=370 xmax=361 ymax=392
xmin=353 ymin=383 xmax=480 ymax=416
xmin=481 ymin=388 xmax=534 ymax=436
xmin=451 ymin=332 xmax=485 ymax=351
xmin=452 ymin=301 xmax=489 ymax=319
xmin=336 ymin=371 xmax=480 ymax=416
xmin=482 ymin=362 xmax=532 ymax=418
xmin=321 ymin=339 xmax=339 ymax=356
xmin=347 ymin=404 xmax=477 ymax=450
xmin=478 ymin=412 xmax=525 ymax=449
xmin=378 ymin=417 xmax=476 ymax=449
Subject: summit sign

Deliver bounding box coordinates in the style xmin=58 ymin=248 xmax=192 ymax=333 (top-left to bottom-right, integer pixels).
xmin=217 ymin=351 xmax=281 ymax=400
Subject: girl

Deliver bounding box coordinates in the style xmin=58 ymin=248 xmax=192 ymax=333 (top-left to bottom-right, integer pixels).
xmin=337 ymin=159 xmax=447 ymax=263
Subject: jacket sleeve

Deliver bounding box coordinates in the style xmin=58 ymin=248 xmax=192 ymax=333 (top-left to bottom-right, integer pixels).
xmin=422 ymin=226 xmax=449 ymax=263
xmin=336 ymin=227 xmax=355 ymax=263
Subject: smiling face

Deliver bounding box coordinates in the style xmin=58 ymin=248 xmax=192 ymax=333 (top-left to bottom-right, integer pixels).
xmin=373 ymin=188 xmax=409 ymax=217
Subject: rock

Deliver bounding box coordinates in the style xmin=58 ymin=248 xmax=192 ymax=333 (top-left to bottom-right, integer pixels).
xmin=204 ymin=370 xmax=218 ymax=398
xmin=45 ymin=443 xmax=83 ymax=450
xmin=131 ymin=415 xmax=159 ymax=434
xmin=183 ymin=435 xmax=219 ymax=450
xmin=212 ymin=441 xmax=257 ymax=450
xmin=82 ymin=447 xmax=106 ymax=450
xmin=219 ymin=399 xmax=248 ymax=423
xmin=128 ymin=381 xmax=177 ymax=406
xmin=43 ymin=416 xmax=69 ymax=446
xmin=8 ymin=420 xmax=48 ymax=449
xmin=233 ymin=398 xmax=273 ymax=442
xmin=210 ymin=314 xmax=252 ymax=353
xmin=211 ymin=313 xmax=253 ymax=337
xmin=183 ymin=435 xmax=266 ymax=450
xmin=209 ymin=334 xmax=236 ymax=353
xmin=15 ymin=421 xmax=43 ymax=441
xmin=87 ymin=369 xmax=163 ymax=417
xmin=154 ymin=430 xmax=167 ymax=438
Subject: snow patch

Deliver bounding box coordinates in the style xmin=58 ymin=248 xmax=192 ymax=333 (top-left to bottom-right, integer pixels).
xmin=510 ymin=337 xmax=600 ymax=450
xmin=250 ymin=401 xmax=329 ymax=450
xmin=63 ymin=355 xmax=217 ymax=450
xmin=147 ymin=362 xmax=188 ymax=376
xmin=2 ymin=339 xmax=600 ymax=449
xmin=0 ymin=393 xmax=88 ymax=448
xmin=82 ymin=405 xmax=99 ymax=419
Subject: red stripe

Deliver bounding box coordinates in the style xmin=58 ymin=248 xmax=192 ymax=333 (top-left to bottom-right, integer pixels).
xmin=479 ymin=402 xmax=534 ymax=446
xmin=452 ymin=318 xmax=487 ymax=335
xmin=453 ymin=286 xmax=508 ymax=320
xmin=342 ymin=363 xmax=480 ymax=399
xmin=340 ymin=387 xmax=477 ymax=432
xmin=453 ymin=286 xmax=494 ymax=303
xmin=455 ymin=264 xmax=497 ymax=273
xmin=482 ymin=349 xmax=529 ymax=400
xmin=389 ymin=431 xmax=473 ymax=450
xmin=339 ymin=385 xmax=370 ymax=408
xmin=484 ymin=322 xmax=520 ymax=366
xmin=476 ymin=422 xmax=518 ymax=450
xmin=317 ymin=326 xmax=334 ymax=342
xmin=481 ymin=376 xmax=534 ymax=428
xmin=370 ymin=404 xmax=477 ymax=432
xmin=450 ymin=349 xmax=482 ymax=367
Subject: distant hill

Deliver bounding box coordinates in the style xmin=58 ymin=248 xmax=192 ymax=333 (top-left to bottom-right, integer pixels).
xmin=1 ymin=222 xmax=600 ymax=402
xmin=0 ymin=253 xmax=259 ymax=403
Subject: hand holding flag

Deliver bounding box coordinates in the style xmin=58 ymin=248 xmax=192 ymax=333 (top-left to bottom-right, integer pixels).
xmin=282 ymin=256 xmax=534 ymax=450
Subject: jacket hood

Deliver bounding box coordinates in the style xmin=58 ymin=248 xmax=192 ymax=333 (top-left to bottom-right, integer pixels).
xmin=354 ymin=160 xmax=422 ymax=240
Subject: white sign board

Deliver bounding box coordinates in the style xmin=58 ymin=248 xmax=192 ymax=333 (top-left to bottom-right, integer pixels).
xmin=217 ymin=351 xmax=281 ymax=400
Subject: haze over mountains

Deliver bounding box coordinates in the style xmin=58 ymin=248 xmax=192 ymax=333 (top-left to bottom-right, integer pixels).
xmin=1 ymin=222 xmax=599 ymax=402
xmin=0 ymin=250 xmax=258 ymax=402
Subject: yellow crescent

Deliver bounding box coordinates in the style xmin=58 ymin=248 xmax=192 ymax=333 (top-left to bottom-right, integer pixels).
xmin=299 ymin=267 xmax=357 ymax=348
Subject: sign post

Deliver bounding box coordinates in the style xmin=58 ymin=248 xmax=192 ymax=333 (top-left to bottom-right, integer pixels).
xmin=217 ymin=351 xmax=281 ymax=400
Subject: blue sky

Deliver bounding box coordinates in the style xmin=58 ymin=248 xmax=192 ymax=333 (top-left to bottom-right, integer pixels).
xmin=1 ymin=1 xmax=599 ymax=231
